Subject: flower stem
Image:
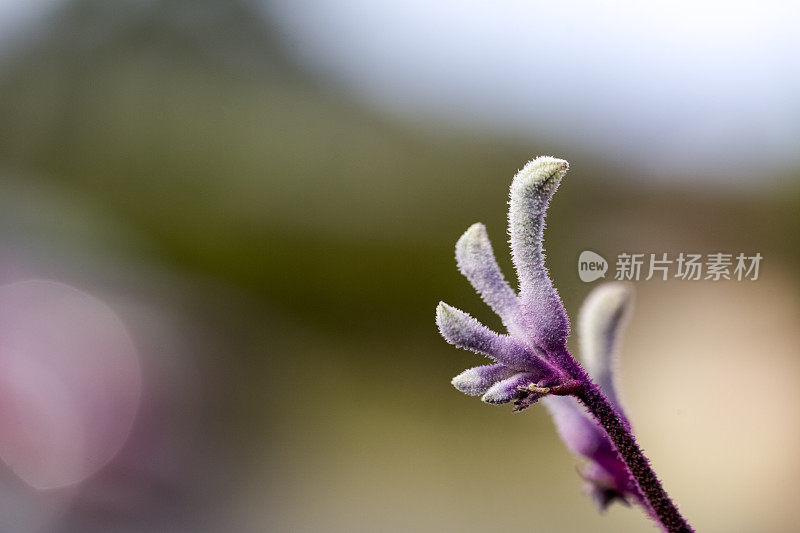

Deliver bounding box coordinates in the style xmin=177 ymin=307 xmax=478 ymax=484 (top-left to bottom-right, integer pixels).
xmin=574 ymin=382 xmax=693 ymax=533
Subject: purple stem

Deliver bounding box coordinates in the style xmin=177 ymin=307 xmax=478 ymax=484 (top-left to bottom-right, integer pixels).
xmin=570 ymin=376 xmax=693 ymax=532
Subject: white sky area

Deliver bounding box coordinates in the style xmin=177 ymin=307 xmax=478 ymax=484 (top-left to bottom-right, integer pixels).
xmin=0 ymin=0 xmax=60 ymax=50
xmin=1 ymin=0 xmax=799 ymax=185
xmin=262 ymin=0 xmax=800 ymax=185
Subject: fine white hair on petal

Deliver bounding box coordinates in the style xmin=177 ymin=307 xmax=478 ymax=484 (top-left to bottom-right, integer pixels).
xmin=481 ymin=372 xmax=536 ymax=404
xmin=578 ymin=282 xmax=634 ymax=409
xmin=455 ymin=222 xmax=519 ymax=326
xmin=435 ymin=302 xmax=548 ymax=372
xmin=507 ymin=156 xmax=571 ymax=352
xmin=451 ymin=364 xmax=518 ymax=396
xmin=435 ymin=301 xmax=501 ymax=356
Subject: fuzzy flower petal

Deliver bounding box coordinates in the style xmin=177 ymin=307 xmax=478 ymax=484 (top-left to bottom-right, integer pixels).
xmin=455 ymin=223 xmax=519 ymax=327
xmin=543 ymin=396 xmax=639 ymax=508
xmin=579 ymin=282 xmax=634 ymax=411
xmin=508 ymin=156 xmax=571 ymax=354
xmin=436 ymin=302 xmax=554 ymax=375
xmin=481 ymin=372 xmax=539 ymax=405
xmin=543 ymin=396 xmax=607 ymax=458
xmin=451 ymin=364 xmax=518 ymax=396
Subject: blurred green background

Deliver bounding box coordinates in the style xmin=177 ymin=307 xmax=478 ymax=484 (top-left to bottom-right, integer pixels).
xmin=0 ymin=0 xmax=799 ymax=531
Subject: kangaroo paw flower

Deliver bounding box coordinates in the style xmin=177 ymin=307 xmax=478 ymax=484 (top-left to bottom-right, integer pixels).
xmin=435 ymin=156 xmax=693 ymax=532
xmin=438 ymin=156 xmax=573 ymax=411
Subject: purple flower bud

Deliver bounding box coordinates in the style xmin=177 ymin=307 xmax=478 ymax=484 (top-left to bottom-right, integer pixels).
xmin=544 ymin=395 xmax=639 ymax=509
xmin=579 ymin=282 xmax=634 ymax=413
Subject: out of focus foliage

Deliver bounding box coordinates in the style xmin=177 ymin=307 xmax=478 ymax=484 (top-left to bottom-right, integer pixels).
xmin=1 ymin=0 xmax=798 ymax=333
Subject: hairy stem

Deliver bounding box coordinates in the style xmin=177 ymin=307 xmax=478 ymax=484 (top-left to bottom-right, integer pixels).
xmin=574 ymin=382 xmax=693 ymax=533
